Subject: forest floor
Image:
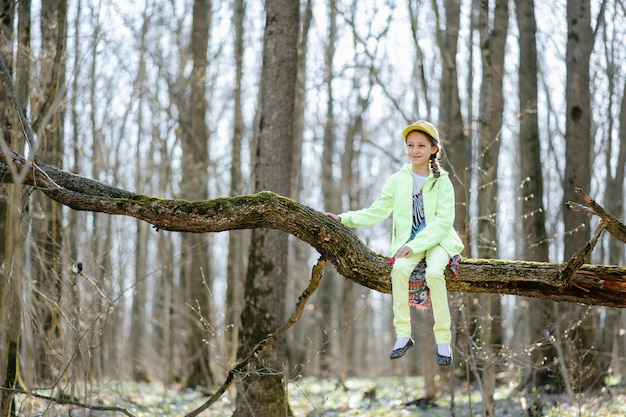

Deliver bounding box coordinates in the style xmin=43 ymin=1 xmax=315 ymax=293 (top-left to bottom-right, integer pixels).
xmin=15 ymin=376 xmax=626 ymax=416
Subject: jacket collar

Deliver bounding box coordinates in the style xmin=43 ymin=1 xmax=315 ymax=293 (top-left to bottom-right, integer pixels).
xmin=401 ymin=163 xmax=448 ymax=177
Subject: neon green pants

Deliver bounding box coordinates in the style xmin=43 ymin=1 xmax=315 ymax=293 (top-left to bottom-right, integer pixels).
xmin=391 ymin=244 xmax=452 ymax=344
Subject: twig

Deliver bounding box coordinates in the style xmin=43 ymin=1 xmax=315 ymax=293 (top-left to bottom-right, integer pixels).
xmin=0 ymin=56 xmax=35 ymax=149
xmin=558 ymin=187 xmax=624 ymax=288
xmin=0 ymin=386 xmax=136 ymax=417
xmin=567 ymin=187 xmax=626 ymax=244
xmin=546 ymin=308 xmax=575 ymax=404
xmin=184 ymin=258 xmax=328 ymax=417
xmin=557 ymin=221 xmax=606 ymax=288
xmin=0 ymin=56 xmax=60 ymax=190
xmin=0 ymin=148 xmax=60 ymax=190
xmin=558 ymin=185 xmax=626 ymax=288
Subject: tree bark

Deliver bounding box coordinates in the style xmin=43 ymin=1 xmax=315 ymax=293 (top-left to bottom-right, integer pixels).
xmin=563 ymin=0 xmax=593 ymax=258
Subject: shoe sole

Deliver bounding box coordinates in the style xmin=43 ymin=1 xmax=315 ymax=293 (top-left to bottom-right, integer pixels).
xmin=436 ymin=352 xmax=452 ymax=366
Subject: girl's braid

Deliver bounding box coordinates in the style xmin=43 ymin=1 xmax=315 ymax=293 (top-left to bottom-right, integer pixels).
xmin=429 ymin=146 xmax=441 ymax=179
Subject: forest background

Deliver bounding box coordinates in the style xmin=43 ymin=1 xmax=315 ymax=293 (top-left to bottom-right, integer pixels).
xmin=1 ymin=0 xmax=625 ymax=416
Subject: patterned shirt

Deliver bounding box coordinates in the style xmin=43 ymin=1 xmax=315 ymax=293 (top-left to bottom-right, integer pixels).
xmin=410 ymin=173 xmax=427 ymax=239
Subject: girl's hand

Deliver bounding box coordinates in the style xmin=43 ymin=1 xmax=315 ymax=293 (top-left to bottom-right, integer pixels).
xmin=395 ymin=246 xmax=414 ymax=258
xmin=325 ymin=212 xmax=341 ymax=222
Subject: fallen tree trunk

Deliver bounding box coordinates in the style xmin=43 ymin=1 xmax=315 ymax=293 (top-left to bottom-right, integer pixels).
xmin=2 ymin=152 xmax=626 ymax=308
xmin=447 ymin=258 xmax=626 ymax=308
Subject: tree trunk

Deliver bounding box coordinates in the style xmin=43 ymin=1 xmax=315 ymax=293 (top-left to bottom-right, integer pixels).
xmin=30 ymin=0 xmax=67 ymax=384
xmin=476 ymin=0 xmax=508 ymax=413
xmin=563 ymin=3 xmax=593 ymax=258
xmin=67 ymin=0 xmax=84 ymax=393
xmin=129 ymin=6 xmax=151 ymax=382
xmin=152 ymin=119 xmax=176 ymax=381
xmin=286 ymin=0 xmax=313 ymax=375
xmin=562 ymin=0 xmax=598 ymax=391
xmin=436 ymin=0 xmax=470 ymax=244
xmin=319 ymin=0 xmax=340 ymax=377
xmin=601 ymin=14 xmax=626 ymax=384
xmin=180 ymin=0 xmax=214 ymax=389
xmin=225 ymin=0 xmax=247 ymax=368
xmin=516 ymin=0 xmax=548 ymax=264
xmin=613 ymin=81 xmax=626 ymax=379
xmin=84 ymin=9 xmax=105 ymax=382
xmin=339 ymin=87 xmax=369 ymax=377
xmin=432 ymin=0 xmax=469 ymax=394
xmin=234 ymin=0 xmax=300 ymax=415
xmin=514 ymin=0 xmax=556 ymax=391
xmin=0 ymin=3 xmax=24 ymax=414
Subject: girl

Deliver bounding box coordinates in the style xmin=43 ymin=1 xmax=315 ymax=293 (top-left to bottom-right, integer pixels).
xmin=326 ymin=120 xmax=464 ymax=365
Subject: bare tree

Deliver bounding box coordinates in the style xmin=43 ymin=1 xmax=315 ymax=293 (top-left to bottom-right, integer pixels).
xmin=234 ymin=0 xmax=300 ymax=414
xmin=319 ymin=0 xmax=341 ymax=376
xmin=475 ymin=0 xmax=509 ymax=413
xmin=225 ymin=0 xmax=248 ymax=367
xmin=597 ymin=3 xmax=626 ymax=381
xmin=286 ymin=0 xmax=313 ymax=375
xmin=562 ymin=0 xmax=599 ymax=391
xmin=434 ymin=0 xmax=470 ymax=243
xmin=129 ymin=3 xmax=152 ymax=381
xmin=179 ymin=0 xmax=214 ymax=388
xmin=29 ymin=0 xmax=68 ymax=384
xmin=563 ymin=3 xmax=593 ymax=258
xmin=428 ymin=0 xmax=469 ymax=398
xmin=615 ymin=80 xmax=626 ymax=379
xmin=514 ymin=0 xmax=556 ymax=392
xmin=0 ymin=0 xmax=29 ymax=413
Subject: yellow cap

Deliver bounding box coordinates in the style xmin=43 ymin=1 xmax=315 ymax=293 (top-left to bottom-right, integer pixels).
xmin=402 ymin=120 xmax=439 ymax=142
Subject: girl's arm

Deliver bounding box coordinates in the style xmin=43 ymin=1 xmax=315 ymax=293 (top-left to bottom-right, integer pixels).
xmin=338 ymin=176 xmax=395 ymax=228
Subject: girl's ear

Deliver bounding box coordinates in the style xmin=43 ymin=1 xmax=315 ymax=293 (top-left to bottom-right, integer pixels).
xmin=431 ymin=146 xmax=439 ymax=155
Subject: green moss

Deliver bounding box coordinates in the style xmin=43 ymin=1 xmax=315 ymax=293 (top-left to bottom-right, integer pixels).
xmin=113 ymin=190 xmax=301 ymax=219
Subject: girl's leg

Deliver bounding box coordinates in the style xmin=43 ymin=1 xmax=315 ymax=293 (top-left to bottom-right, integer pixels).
xmin=390 ymin=253 xmax=423 ymax=338
xmin=425 ymin=245 xmax=452 ymax=345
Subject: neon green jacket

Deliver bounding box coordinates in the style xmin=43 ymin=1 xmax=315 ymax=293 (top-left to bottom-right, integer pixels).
xmin=339 ymin=164 xmax=464 ymax=257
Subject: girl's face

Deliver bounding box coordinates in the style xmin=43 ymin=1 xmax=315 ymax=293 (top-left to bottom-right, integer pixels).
xmin=405 ymin=131 xmax=438 ymax=172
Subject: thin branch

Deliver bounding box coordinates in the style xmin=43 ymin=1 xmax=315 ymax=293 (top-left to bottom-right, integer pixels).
xmin=0 ymin=56 xmax=35 ymax=149
xmin=0 ymin=148 xmax=60 ymax=190
xmin=31 ymin=0 xmax=69 ymax=135
xmin=0 ymin=387 xmax=137 ymax=417
xmin=567 ymin=187 xmax=626 ymax=244
xmin=185 ymin=258 xmax=328 ymax=417
xmin=557 ymin=220 xmax=606 ymax=288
